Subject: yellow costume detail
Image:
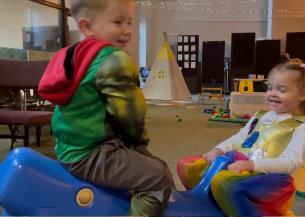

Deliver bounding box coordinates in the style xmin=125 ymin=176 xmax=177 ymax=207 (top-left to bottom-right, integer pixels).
xmin=238 ymin=111 xmax=302 ymax=158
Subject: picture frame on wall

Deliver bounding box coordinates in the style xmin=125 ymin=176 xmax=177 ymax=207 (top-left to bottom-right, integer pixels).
xmin=178 ymin=36 xmax=183 ymax=43
xmin=191 ymin=45 xmax=196 ymax=52
xmin=184 ymin=45 xmax=189 ymax=52
xmin=178 ymin=54 xmax=183 ymax=61
xmin=184 ymin=54 xmax=189 ymax=61
xmin=176 ymin=34 xmax=199 ymax=93
xmin=191 ymin=54 xmax=196 ymax=61
xmin=178 ymin=45 xmax=182 ymax=52
xmin=184 ymin=36 xmax=189 ymax=43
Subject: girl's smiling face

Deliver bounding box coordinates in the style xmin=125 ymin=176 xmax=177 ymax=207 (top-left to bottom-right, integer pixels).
xmin=266 ymin=70 xmax=305 ymax=115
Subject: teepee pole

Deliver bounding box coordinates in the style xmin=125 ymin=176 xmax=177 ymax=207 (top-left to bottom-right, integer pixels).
xmin=163 ymin=31 xmax=168 ymax=42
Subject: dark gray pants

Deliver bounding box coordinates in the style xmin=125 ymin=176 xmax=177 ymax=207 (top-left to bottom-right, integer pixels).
xmin=63 ymin=138 xmax=175 ymax=215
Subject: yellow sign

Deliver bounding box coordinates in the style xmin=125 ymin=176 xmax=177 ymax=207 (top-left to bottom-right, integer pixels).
xmin=158 ymin=70 xmax=165 ymax=79
xmin=239 ymin=80 xmax=254 ymax=93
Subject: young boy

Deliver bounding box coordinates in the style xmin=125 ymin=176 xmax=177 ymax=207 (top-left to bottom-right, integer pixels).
xmin=38 ymin=0 xmax=175 ymax=216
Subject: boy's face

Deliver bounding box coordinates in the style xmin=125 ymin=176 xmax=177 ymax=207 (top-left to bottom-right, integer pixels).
xmin=266 ymin=70 xmax=305 ymax=115
xmin=88 ymin=0 xmax=134 ymax=49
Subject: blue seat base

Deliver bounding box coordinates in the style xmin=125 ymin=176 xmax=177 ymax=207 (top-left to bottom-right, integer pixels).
xmin=0 ymin=148 xmax=227 ymax=216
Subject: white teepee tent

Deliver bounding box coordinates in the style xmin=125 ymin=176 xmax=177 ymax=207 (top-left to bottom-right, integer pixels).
xmin=142 ymin=32 xmax=192 ymax=101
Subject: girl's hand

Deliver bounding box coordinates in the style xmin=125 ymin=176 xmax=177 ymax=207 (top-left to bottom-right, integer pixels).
xmin=203 ymin=148 xmax=224 ymax=164
xmin=228 ymin=160 xmax=254 ymax=173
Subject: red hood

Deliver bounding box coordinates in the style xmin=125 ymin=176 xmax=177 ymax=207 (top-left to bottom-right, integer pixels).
xmin=38 ymin=38 xmax=111 ymax=105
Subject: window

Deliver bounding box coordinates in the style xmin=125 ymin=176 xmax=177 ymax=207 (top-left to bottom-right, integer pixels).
xmin=139 ymin=16 xmax=147 ymax=67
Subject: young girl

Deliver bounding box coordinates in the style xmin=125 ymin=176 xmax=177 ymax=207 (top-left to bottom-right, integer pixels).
xmin=177 ymin=59 xmax=305 ymax=216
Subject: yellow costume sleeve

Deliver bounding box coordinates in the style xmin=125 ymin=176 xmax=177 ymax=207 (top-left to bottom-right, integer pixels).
xmin=96 ymin=50 xmax=149 ymax=146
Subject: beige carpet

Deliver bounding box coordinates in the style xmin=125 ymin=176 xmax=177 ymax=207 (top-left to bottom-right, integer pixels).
xmin=0 ymin=103 xmax=304 ymax=215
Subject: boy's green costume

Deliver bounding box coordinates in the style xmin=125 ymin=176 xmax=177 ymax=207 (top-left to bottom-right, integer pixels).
xmin=39 ymin=38 xmax=149 ymax=163
xmin=38 ymin=38 xmax=172 ymax=216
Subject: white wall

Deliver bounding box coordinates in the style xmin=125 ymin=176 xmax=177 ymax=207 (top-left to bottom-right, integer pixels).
xmin=2 ymin=0 xmax=305 ymax=65
xmin=0 ymin=0 xmax=138 ymax=60
xmin=138 ymin=7 xmax=157 ymax=67
xmin=140 ymin=0 xmax=268 ymax=67
xmin=0 ymin=0 xmax=59 ymax=49
xmin=272 ymin=0 xmax=305 ymax=53
xmin=126 ymin=7 xmax=140 ymax=64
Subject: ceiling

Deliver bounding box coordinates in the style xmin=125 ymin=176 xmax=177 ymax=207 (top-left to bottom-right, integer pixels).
xmin=137 ymin=0 xmax=305 ymax=17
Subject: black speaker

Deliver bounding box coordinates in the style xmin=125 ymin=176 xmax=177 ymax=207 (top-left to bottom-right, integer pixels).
xmin=202 ymin=41 xmax=225 ymax=87
xmin=255 ymin=39 xmax=281 ymax=77
xmin=286 ymin=32 xmax=305 ymax=61
xmin=231 ymin=32 xmax=255 ymax=74
xmin=229 ymin=33 xmax=256 ymax=91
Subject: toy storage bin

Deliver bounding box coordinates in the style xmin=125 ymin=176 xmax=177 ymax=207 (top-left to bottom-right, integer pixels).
xmin=229 ymin=92 xmax=269 ymax=118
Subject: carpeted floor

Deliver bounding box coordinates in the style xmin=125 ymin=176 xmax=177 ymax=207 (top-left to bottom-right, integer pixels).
xmin=0 ymin=103 xmax=304 ymax=215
